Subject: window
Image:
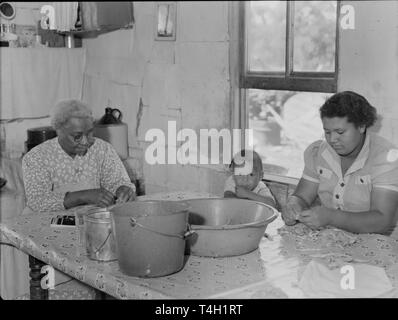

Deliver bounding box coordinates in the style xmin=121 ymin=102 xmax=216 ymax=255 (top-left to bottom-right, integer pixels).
xmin=239 ymin=1 xmax=339 ymax=181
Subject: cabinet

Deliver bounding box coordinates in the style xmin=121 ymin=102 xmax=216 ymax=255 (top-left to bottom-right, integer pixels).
xmin=37 ymin=2 xmax=134 ymax=46
xmin=76 ymin=2 xmax=134 ymax=36
xmin=38 ymin=2 xmax=134 ymax=45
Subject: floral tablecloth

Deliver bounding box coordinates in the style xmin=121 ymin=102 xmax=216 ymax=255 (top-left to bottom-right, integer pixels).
xmin=2 ymin=191 xmax=398 ymax=299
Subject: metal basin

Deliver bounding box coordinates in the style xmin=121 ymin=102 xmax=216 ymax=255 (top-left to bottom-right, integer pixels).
xmin=185 ymin=198 xmax=278 ymax=257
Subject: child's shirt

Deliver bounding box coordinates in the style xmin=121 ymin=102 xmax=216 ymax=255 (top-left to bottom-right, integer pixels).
xmin=223 ymin=176 xmax=276 ymax=202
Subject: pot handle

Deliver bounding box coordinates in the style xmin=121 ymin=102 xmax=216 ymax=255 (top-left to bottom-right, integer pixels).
xmin=183 ymin=224 xmax=195 ymax=239
xmin=130 ymin=218 xmax=195 ymax=240
xmin=93 ymin=229 xmax=112 ymax=255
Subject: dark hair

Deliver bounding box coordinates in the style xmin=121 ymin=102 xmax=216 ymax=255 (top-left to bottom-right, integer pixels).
xmin=319 ymin=91 xmax=377 ymax=128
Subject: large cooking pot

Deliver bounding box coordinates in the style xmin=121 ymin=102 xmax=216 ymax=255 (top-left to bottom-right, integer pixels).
xmin=184 ymin=198 xmax=278 ymax=257
xmin=110 ymin=201 xmax=191 ymax=277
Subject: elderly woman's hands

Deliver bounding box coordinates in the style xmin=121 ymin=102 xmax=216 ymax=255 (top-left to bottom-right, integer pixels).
xmin=298 ymin=206 xmax=330 ymax=229
xmin=115 ymin=185 xmax=136 ymax=203
xmin=86 ymin=188 xmax=115 ymax=207
xmin=65 ymin=188 xmax=116 ymax=209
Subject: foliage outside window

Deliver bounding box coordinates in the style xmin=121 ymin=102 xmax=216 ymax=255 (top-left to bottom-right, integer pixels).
xmin=241 ymin=1 xmax=339 ymax=179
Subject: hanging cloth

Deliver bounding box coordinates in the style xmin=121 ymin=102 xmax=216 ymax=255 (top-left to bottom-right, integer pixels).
xmin=53 ymin=2 xmax=79 ymax=32
xmin=0 ymin=48 xmax=85 ymax=119
xmin=80 ymin=2 xmax=99 ymax=31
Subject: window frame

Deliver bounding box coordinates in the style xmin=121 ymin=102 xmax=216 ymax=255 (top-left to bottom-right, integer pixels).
xmin=237 ymin=1 xmax=340 ymax=184
xmin=239 ymin=1 xmax=340 ymax=93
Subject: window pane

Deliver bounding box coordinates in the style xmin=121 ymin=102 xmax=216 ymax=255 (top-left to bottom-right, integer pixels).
xmin=247 ymin=1 xmax=286 ymax=72
xmin=247 ymin=89 xmax=332 ymax=178
xmin=293 ymin=1 xmax=337 ymax=72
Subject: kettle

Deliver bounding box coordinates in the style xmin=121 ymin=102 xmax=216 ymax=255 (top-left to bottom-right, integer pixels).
xmin=94 ymin=107 xmax=129 ymax=160
xmin=97 ymin=107 xmax=122 ymax=125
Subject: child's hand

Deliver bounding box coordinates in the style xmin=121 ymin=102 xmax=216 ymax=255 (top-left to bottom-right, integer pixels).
xmin=235 ymin=185 xmax=250 ymax=199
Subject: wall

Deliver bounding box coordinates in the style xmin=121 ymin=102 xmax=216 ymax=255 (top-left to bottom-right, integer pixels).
xmin=81 ymin=2 xmax=232 ymax=195
xmin=0 ymin=2 xmax=44 ymax=25
xmin=338 ymin=1 xmax=398 ymax=143
xmin=81 ymin=1 xmax=398 ymax=196
xmin=2 ymin=1 xmax=398 ymax=199
xmin=0 ymin=2 xmax=51 ymax=158
xmin=273 ymin=1 xmax=398 ymax=206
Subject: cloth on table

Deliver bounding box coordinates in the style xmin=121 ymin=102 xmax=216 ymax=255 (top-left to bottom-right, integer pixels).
xmin=298 ymin=260 xmax=393 ymax=298
xmin=278 ymin=223 xmax=398 ymax=297
xmin=1 ymin=222 xmax=93 ymax=300
xmin=14 ymin=279 xmax=97 ymax=300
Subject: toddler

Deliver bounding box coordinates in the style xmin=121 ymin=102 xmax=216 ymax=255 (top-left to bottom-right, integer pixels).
xmin=224 ymin=149 xmax=276 ymax=207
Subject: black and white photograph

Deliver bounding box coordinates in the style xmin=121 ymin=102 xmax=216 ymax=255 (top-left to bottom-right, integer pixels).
xmin=1 ymin=0 xmax=398 ymax=311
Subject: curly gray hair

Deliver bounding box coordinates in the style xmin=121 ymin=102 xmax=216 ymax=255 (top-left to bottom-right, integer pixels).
xmin=50 ymin=99 xmax=94 ymax=130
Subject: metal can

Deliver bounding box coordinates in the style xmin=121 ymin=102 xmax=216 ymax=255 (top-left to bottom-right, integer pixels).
xmin=65 ymin=34 xmax=75 ymax=48
xmin=83 ymin=207 xmax=118 ymax=262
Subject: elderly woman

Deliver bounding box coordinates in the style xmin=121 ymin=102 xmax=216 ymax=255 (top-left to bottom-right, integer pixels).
xmin=282 ymin=91 xmax=398 ymax=236
xmin=22 ymin=99 xmax=136 ymax=212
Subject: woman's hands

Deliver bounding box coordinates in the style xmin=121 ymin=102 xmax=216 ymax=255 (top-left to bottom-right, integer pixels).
xmin=82 ymin=188 xmax=116 ymax=207
xmin=64 ymin=186 xmax=135 ymax=209
xmin=281 ymin=196 xmax=330 ymax=229
xmin=298 ymin=206 xmax=330 ymax=229
xmin=281 ymin=195 xmax=308 ymax=226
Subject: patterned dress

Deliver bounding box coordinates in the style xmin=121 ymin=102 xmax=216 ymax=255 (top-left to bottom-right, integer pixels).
xmin=22 ymin=137 xmax=135 ymax=212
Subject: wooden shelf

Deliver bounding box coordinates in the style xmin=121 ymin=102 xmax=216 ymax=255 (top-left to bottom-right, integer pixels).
xmin=58 ymin=25 xmax=133 ymax=39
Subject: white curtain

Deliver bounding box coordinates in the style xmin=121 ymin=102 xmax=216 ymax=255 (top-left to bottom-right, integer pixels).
xmin=0 ymin=48 xmax=85 ymax=120
xmin=53 ymin=2 xmax=79 ymax=32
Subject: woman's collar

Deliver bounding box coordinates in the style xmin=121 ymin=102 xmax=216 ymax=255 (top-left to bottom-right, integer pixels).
xmin=56 ymin=137 xmax=97 ymax=159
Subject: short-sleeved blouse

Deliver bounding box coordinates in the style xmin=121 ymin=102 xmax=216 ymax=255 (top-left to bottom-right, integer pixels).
xmin=302 ymin=132 xmax=398 ymax=212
